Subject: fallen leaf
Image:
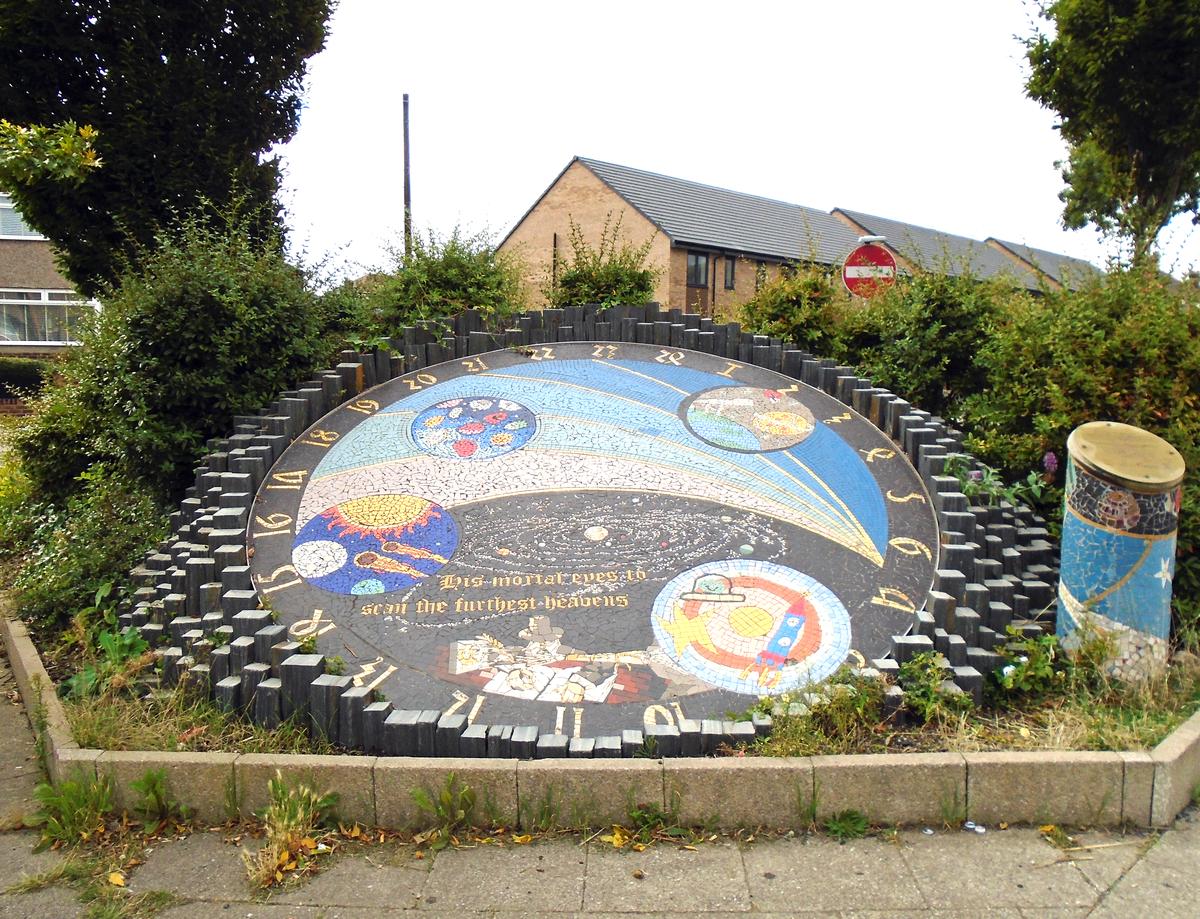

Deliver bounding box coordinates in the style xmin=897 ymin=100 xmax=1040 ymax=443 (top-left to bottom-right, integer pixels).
xmin=681 ymin=845 xmax=697 ymax=851
xmin=999 ymin=822 xmax=1009 ymax=830
xmin=1039 ymin=824 xmax=1057 ymax=834
xmin=512 ymin=834 xmax=533 ymax=844
xmin=413 ymin=851 xmax=425 ymax=860
xmin=631 ymin=842 xmax=647 ymax=852
xmin=278 ymin=849 xmax=291 ymax=867
xmin=300 ymin=837 xmax=317 ymax=851
xmin=274 ymin=870 xmax=283 ymax=883
xmin=632 ymin=869 xmax=645 ymax=880
xmin=107 ymin=871 xmax=125 ymax=887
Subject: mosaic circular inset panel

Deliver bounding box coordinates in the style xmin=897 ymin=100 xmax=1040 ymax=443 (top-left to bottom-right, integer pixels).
xmin=250 ymin=343 xmax=939 ymax=736
xmin=292 ymin=495 xmax=459 ymax=595
xmin=650 ymin=560 xmax=851 ymax=695
xmin=683 ymin=385 xmax=816 ymax=452
xmin=410 ymin=397 xmax=537 ymax=460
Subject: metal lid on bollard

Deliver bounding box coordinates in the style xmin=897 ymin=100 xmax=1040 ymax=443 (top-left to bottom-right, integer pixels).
xmin=1067 ymin=421 xmax=1186 ymax=491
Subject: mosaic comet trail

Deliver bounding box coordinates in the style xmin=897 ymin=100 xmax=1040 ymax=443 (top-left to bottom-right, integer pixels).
xmin=249 ymin=343 xmax=939 ymax=736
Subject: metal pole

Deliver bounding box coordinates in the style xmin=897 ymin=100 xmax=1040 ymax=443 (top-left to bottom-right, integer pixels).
xmin=403 ymin=93 xmax=412 ymax=259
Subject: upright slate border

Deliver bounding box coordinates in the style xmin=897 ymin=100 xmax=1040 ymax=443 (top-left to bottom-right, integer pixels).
xmin=6 ymin=600 xmax=1197 ymax=829
xmin=116 ymin=302 xmax=1059 ymax=758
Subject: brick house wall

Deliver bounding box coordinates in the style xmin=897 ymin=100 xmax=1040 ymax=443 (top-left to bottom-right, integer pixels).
xmin=498 ymin=161 xmax=672 ymax=309
xmin=0 ymin=239 xmax=71 ymax=289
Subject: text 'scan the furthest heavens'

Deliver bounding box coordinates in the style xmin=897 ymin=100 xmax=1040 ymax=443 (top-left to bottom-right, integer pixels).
xmin=1058 ymin=421 xmax=1186 ymax=680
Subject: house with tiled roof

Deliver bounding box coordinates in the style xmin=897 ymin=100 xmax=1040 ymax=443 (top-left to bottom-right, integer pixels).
xmin=499 ymin=157 xmax=1101 ymax=313
xmin=985 ymin=238 xmax=1104 ymax=291
xmin=832 ymin=208 xmax=1046 ymax=290
xmin=498 ymin=157 xmax=862 ymax=314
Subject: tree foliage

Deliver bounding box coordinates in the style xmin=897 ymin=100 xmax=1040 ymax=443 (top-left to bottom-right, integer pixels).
xmin=0 ymin=0 xmax=330 ymax=294
xmin=0 ymin=120 xmax=100 ymax=188
xmin=543 ymin=214 xmax=660 ymax=308
xmin=13 ymin=209 xmax=329 ymax=500
xmin=1025 ymin=0 xmax=1200 ymax=262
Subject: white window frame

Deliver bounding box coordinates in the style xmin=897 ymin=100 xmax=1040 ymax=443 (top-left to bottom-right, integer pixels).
xmin=0 ymin=192 xmax=47 ymax=240
xmin=0 ymin=288 xmax=95 ymax=345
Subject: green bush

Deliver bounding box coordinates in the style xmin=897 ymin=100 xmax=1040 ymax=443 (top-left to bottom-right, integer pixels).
xmin=738 ymin=264 xmax=844 ymax=353
xmin=13 ymin=209 xmax=329 ymax=500
xmin=543 ymin=214 xmax=660 ymax=308
xmin=0 ymin=356 xmax=51 ymax=398
xmin=360 ymin=228 xmax=525 ymax=334
xmin=740 ymin=262 xmax=1200 ymax=646
xmin=962 ymin=266 xmax=1200 ymax=642
xmin=837 ymin=272 xmax=1012 ymax=420
xmin=11 ymin=462 xmax=166 ymax=632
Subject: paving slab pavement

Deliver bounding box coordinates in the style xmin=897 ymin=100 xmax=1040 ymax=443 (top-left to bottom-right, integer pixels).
xmin=3 ymin=646 xmax=1200 ymax=918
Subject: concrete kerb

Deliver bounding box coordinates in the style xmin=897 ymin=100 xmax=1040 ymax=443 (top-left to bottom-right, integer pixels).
xmin=4 ymin=603 xmax=1196 ymax=831
xmin=1150 ymin=708 xmax=1200 ymax=826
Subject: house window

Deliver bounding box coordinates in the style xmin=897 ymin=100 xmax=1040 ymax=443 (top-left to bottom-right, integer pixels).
xmin=0 ymin=289 xmax=91 ymax=343
xmin=686 ymin=251 xmax=709 ymax=287
xmin=0 ymin=193 xmax=45 ymax=239
xmin=724 ymin=257 xmax=736 ymax=290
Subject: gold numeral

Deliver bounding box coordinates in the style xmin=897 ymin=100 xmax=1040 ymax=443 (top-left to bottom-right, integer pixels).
xmin=825 ymin=412 xmax=852 ymax=424
xmin=886 ymin=490 xmax=928 ymax=504
xmin=860 ymin=448 xmax=896 ymax=463
xmin=288 ymin=608 xmax=337 ymax=639
xmin=871 ymin=587 xmax=916 ymax=613
xmin=300 ymin=429 xmax=339 ymax=448
xmin=350 ymin=657 xmax=397 ymax=692
xmin=256 ymin=564 xmax=302 ymax=595
xmin=346 ymin=398 xmax=380 ymax=415
xmin=889 ymin=537 xmax=933 ymax=560
xmin=528 ymin=347 xmax=555 ymax=361
xmin=716 ymin=362 xmax=742 ymax=378
xmin=655 ymin=350 xmax=684 ymax=365
xmin=462 ymin=357 xmax=488 ymax=372
xmin=402 ymin=372 xmax=438 ymax=391
xmin=251 ymin=513 xmax=293 ymax=538
xmin=592 ymin=344 xmax=618 ymax=358
xmin=266 ymin=470 xmax=308 ymax=490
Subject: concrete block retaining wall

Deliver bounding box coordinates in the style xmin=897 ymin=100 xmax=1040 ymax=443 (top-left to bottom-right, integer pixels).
xmin=6 ymin=613 xmax=1200 ymax=830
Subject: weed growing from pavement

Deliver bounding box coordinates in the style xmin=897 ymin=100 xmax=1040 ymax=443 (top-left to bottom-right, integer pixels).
xmin=410 ymin=771 xmax=476 ymax=851
xmin=129 ymin=768 xmax=191 ymax=826
xmin=13 ymin=769 xmax=188 ymax=918
xmin=823 ymin=809 xmax=869 ymax=842
xmin=243 ymin=771 xmax=339 ymax=888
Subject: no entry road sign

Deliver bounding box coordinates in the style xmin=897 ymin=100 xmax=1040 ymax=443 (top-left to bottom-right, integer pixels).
xmin=842 ymin=243 xmax=897 ymax=297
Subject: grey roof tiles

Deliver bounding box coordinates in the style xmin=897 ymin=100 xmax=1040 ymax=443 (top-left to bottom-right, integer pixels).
xmin=987 ymin=238 xmax=1103 ymax=290
xmin=835 ymin=208 xmax=1045 ymax=288
xmin=579 ymin=157 xmax=863 ymax=264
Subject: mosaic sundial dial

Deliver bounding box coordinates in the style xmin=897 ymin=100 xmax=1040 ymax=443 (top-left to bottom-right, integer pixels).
xmin=249 ymin=343 xmax=938 ymax=737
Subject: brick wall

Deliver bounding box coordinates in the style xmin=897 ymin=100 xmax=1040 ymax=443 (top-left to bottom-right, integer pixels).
xmin=498 ymin=161 xmax=671 ymax=309
xmin=0 ymin=239 xmax=71 ymax=289
xmin=668 ymin=248 xmax=784 ymax=320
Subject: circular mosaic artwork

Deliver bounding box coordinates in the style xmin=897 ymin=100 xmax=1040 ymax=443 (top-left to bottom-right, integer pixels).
xmin=249 ymin=342 xmax=939 ymax=736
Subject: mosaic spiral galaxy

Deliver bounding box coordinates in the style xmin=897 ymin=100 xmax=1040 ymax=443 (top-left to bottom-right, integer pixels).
xmin=411 ymin=397 xmax=536 ymax=460
xmin=291 ymin=494 xmax=459 ymax=595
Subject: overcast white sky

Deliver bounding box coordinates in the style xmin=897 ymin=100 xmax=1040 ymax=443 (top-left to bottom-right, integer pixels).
xmin=278 ymin=0 xmax=1200 ymax=280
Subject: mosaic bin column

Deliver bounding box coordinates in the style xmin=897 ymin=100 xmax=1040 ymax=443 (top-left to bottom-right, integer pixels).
xmin=1058 ymin=421 xmax=1186 ymax=679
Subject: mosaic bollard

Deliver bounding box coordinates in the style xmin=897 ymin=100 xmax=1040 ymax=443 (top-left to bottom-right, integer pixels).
xmin=1058 ymin=421 xmax=1186 ymax=679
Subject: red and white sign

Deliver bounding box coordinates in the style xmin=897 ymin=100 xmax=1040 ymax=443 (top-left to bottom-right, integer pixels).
xmin=842 ymin=244 xmax=897 ymax=297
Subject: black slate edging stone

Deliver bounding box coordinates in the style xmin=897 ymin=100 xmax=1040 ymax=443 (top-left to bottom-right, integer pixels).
xmin=122 ymin=302 xmax=1059 ymax=757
